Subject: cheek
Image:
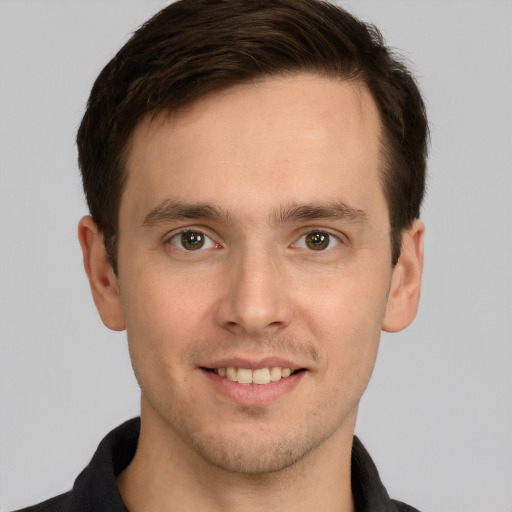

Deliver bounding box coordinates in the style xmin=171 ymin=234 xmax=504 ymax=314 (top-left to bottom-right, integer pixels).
xmin=308 ymin=293 xmax=382 ymax=365
xmin=297 ymin=264 xmax=389 ymax=378
xmin=298 ymin=260 xmax=389 ymax=329
xmin=119 ymin=275 xmax=207 ymax=403
xmin=119 ymin=265 xmax=225 ymax=381
xmin=122 ymin=266 xmax=212 ymax=330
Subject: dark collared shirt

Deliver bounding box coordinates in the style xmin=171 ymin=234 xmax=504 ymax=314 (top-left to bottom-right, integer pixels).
xmin=14 ymin=418 xmax=420 ymax=512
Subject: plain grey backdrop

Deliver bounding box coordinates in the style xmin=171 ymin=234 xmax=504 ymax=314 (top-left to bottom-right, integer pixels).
xmin=1 ymin=1 xmax=511 ymax=511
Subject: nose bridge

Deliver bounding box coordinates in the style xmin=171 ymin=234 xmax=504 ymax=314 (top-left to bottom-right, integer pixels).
xmin=217 ymin=241 xmax=291 ymax=334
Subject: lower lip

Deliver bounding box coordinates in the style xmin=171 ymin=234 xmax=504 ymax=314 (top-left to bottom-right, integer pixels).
xmin=202 ymin=369 xmax=306 ymax=405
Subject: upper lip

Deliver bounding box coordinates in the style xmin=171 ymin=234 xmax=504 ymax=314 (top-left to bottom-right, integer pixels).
xmin=201 ymin=356 xmax=306 ymax=371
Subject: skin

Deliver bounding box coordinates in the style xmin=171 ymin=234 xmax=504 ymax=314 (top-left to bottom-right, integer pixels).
xmin=79 ymin=74 xmax=424 ymax=512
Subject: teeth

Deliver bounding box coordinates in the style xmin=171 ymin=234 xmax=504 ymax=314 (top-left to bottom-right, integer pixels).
xmin=214 ymin=366 xmax=295 ymax=384
xmin=226 ymin=367 xmax=237 ymax=381
xmin=269 ymin=367 xmax=282 ymax=382
xmin=237 ymin=368 xmax=253 ymax=384
xmin=253 ymin=368 xmax=271 ymax=385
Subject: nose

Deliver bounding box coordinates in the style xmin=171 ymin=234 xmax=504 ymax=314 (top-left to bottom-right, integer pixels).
xmin=215 ymin=248 xmax=293 ymax=335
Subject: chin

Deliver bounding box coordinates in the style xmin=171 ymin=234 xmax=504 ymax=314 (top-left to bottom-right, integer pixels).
xmin=182 ymin=415 xmax=340 ymax=475
xmin=191 ymin=434 xmax=314 ymax=474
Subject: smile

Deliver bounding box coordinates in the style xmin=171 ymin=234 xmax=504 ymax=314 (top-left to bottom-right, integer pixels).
xmin=210 ymin=366 xmax=297 ymax=385
xmin=200 ymin=361 xmax=307 ymax=405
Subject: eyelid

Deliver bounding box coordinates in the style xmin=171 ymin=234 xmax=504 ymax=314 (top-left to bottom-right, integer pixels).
xmin=163 ymin=224 xmax=217 ymax=241
xmin=164 ymin=227 xmax=221 ymax=250
xmin=292 ymin=228 xmax=345 ymax=250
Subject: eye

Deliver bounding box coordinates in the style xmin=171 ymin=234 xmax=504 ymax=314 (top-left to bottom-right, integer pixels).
xmin=168 ymin=230 xmax=216 ymax=251
xmin=294 ymin=230 xmax=341 ymax=251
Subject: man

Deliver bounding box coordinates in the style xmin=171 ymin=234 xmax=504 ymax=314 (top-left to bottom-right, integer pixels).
xmin=15 ymin=0 xmax=427 ymax=510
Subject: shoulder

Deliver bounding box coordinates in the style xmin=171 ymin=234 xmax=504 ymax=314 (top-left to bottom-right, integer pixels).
xmin=9 ymin=418 xmax=138 ymax=512
xmin=10 ymin=491 xmax=75 ymax=512
xmin=392 ymin=499 xmax=422 ymax=512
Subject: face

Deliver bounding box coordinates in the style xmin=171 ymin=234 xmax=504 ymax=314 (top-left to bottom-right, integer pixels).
xmin=97 ymin=74 xmax=410 ymax=474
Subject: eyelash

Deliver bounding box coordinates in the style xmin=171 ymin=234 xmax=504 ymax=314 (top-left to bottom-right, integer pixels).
xmin=293 ymin=230 xmax=342 ymax=251
xmin=166 ymin=229 xmax=218 ymax=251
xmin=165 ymin=228 xmax=344 ymax=252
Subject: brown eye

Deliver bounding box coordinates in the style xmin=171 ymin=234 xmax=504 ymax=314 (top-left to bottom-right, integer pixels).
xmin=181 ymin=231 xmax=205 ymax=250
xmin=305 ymin=231 xmax=331 ymax=250
xmin=169 ymin=230 xmax=215 ymax=251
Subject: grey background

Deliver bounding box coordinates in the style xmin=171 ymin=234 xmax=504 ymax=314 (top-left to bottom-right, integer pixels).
xmin=1 ymin=1 xmax=511 ymax=510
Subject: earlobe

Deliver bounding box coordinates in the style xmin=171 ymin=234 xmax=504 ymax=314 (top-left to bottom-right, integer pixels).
xmin=78 ymin=216 xmax=126 ymax=331
xmin=382 ymin=220 xmax=424 ymax=333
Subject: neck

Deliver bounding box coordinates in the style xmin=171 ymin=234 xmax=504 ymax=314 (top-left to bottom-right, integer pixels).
xmin=117 ymin=404 xmax=356 ymax=512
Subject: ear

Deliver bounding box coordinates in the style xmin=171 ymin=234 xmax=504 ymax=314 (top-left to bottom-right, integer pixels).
xmin=382 ymin=220 xmax=424 ymax=333
xmin=78 ymin=216 xmax=125 ymax=331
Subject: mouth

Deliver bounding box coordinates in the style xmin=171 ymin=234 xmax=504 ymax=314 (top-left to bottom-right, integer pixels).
xmin=200 ymin=361 xmax=308 ymax=405
xmin=202 ymin=366 xmax=305 ymax=385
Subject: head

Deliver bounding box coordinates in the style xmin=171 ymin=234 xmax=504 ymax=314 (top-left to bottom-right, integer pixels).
xmin=77 ymin=0 xmax=427 ymax=478
xmin=77 ymin=0 xmax=428 ymax=275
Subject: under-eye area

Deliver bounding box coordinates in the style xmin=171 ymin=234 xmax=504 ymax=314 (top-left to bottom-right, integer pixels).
xmin=202 ymin=367 xmax=307 ymax=385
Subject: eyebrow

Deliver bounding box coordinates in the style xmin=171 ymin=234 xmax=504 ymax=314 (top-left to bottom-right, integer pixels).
xmin=272 ymin=201 xmax=368 ymax=225
xmin=141 ymin=198 xmax=368 ymax=228
xmin=142 ymin=199 xmax=234 ymax=227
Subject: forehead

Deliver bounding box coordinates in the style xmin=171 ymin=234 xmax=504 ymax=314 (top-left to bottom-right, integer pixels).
xmin=121 ymin=73 xmax=386 ymax=229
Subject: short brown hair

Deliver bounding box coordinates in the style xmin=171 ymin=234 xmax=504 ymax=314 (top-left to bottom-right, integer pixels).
xmin=77 ymin=0 xmax=428 ymax=273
